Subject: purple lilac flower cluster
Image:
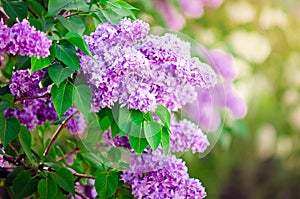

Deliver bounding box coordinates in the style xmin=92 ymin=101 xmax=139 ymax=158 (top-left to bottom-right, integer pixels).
xmin=79 ymin=18 xmax=216 ymax=113
xmin=121 ymin=150 xmax=207 ymax=199
xmin=74 ymin=180 xmax=97 ymax=199
xmin=5 ymin=69 xmax=85 ymax=133
xmin=184 ymin=49 xmax=247 ymax=131
xmin=170 ymin=119 xmax=209 ymax=153
xmin=0 ymin=19 xmax=51 ymax=58
xmin=153 ymin=0 xmax=223 ymax=30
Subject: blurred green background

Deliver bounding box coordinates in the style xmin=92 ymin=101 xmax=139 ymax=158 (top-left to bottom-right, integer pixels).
xmin=131 ymin=0 xmax=300 ymax=198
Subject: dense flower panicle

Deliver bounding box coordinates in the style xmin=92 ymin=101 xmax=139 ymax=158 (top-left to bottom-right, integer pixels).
xmin=102 ymin=130 xmax=131 ymax=149
xmin=79 ymin=19 xmax=216 ymax=112
xmin=121 ymin=150 xmax=206 ymax=199
xmin=1 ymin=19 xmax=51 ymax=58
xmin=170 ymin=119 xmax=209 ymax=153
xmin=9 ymin=69 xmax=46 ymax=98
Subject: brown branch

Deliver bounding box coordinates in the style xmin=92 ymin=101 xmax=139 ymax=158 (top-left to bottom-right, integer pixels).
xmin=56 ymin=147 xmax=79 ymax=162
xmin=8 ymin=143 xmax=20 ymax=156
xmin=14 ymin=92 xmax=51 ymax=103
xmin=43 ymin=111 xmax=78 ymax=157
xmin=3 ymin=154 xmax=30 ymax=170
xmin=72 ymin=172 xmax=96 ymax=179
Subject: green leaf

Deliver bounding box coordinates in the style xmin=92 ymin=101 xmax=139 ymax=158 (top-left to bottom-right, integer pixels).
xmin=5 ymin=166 xmax=25 ymax=186
xmin=48 ymin=64 xmax=75 ymax=86
xmin=81 ymin=152 xmax=104 ymax=169
xmin=0 ymin=101 xmax=9 ymax=112
xmin=161 ymin=127 xmax=170 ymax=155
xmin=51 ymin=82 xmax=74 ymax=118
xmin=108 ymin=0 xmax=139 ymax=10
xmin=57 ymin=16 xmax=85 ymax=35
xmin=99 ymin=115 xmax=111 ymax=131
xmin=50 ymin=167 xmax=75 ymax=196
xmin=15 ymin=56 xmax=30 ymax=70
xmin=154 ymin=104 xmax=171 ymax=129
xmin=26 ymin=0 xmax=46 ymax=17
xmin=95 ymin=171 xmax=118 ymax=198
xmin=0 ymin=113 xmax=21 ymax=148
xmin=73 ymin=84 xmax=92 ymax=119
xmin=38 ymin=178 xmax=58 ymax=199
xmin=56 ymin=41 xmax=80 ymax=71
xmin=31 ymin=44 xmax=56 ymax=72
xmin=47 ymin=0 xmax=86 ymax=16
xmin=1 ymin=0 xmax=28 ymax=21
xmin=12 ymin=171 xmax=39 ymax=199
xmin=144 ymin=122 xmax=161 ymax=150
xmin=0 ymin=93 xmax=15 ymax=109
xmin=18 ymin=126 xmax=34 ymax=163
xmin=129 ymin=134 xmax=148 ymax=155
xmin=100 ymin=9 xmax=121 ymax=25
xmin=63 ymin=32 xmax=92 ymax=56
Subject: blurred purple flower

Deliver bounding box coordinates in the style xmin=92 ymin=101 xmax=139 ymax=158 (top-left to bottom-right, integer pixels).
xmin=179 ymin=0 xmax=204 ymax=18
xmin=153 ymin=0 xmax=185 ymax=30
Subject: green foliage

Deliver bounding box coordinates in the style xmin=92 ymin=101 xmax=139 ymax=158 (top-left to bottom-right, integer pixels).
xmin=73 ymin=84 xmax=92 ymax=119
xmin=38 ymin=178 xmax=58 ymax=199
xmin=48 ymin=64 xmax=75 ymax=86
xmin=12 ymin=170 xmax=39 ymax=199
xmin=63 ymin=32 xmax=92 ymax=56
xmin=50 ymin=167 xmax=75 ymax=196
xmin=47 ymin=0 xmax=86 ymax=16
xmin=1 ymin=0 xmax=28 ymax=21
xmin=55 ymin=41 xmax=80 ymax=71
xmin=57 ymin=16 xmax=86 ymax=35
xmin=0 ymin=113 xmax=21 ymax=148
xmin=31 ymin=45 xmax=56 ymax=72
xmin=95 ymin=171 xmax=119 ymax=198
xmin=18 ymin=126 xmax=34 ymax=163
xmin=51 ymin=81 xmax=73 ymax=118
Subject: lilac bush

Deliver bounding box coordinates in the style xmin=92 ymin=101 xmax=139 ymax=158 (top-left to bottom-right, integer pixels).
xmin=0 ymin=1 xmax=246 ymax=198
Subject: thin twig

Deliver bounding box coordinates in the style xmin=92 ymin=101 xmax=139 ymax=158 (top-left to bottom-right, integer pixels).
xmin=14 ymin=92 xmax=51 ymax=103
xmin=56 ymin=147 xmax=79 ymax=162
xmin=8 ymin=143 xmax=20 ymax=156
xmin=72 ymin=172 xmax=96 ymax=179
xmin=43 ymin=111 xmax=78 ymax=157
xmin=75 ymin=189 xmax=89 ymax=199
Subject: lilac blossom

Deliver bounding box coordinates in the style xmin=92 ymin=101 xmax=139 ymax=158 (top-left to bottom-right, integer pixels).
xmin=2 ymin=19 xmax=52 ymax=58
xmin=153 ymin=0 xmax=185 ymax=30
xmin=79 ymin=19 xmax=216 ymax=113
xmin=170 ymin=119 xmax=209 ymax=153
xmin=184 ymin=49 xmax=247 ymax=131
xmin=121 ymin=150 xmax=207 ymax=199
